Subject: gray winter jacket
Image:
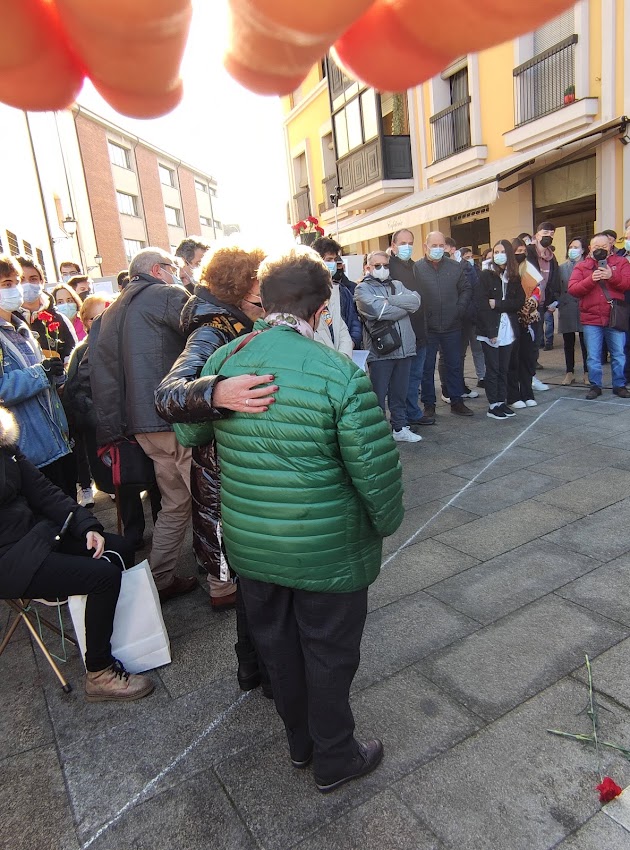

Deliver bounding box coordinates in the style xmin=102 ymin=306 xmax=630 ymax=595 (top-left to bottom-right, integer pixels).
xmin=354 ymin=274 xmax=420 ymax=362
xmin=413 ymin=257 xmax=471 ymax=333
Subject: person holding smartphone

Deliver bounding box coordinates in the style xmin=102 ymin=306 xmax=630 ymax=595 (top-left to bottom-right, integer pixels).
xmin=568 ymin=233 xmax=630 ymax=399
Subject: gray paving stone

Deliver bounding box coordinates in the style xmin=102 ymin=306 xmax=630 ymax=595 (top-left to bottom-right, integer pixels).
xmin=544 ymin=498 xmax=630 ymax=562
xmin=416 ymin=595 xmax=628 ymax=721
xmin=369 ymin=540 xmax=479 ymax=612
xmin=533 ymin=467 xmax=630 ymax=515
xmin=83 ymin=767 xmax=257 ymax=850
xmin=382 ymin=499 xmax=478 ymax=557
xmin=403 ymin=472 xmax=470 ymax=510
xmin=527 ymin=445 xmax=630 ymax=482
xmin=0 ymin=745 xmax=80 ymax=850
xmin=293 ymin=790 xmax=444 ymax=850
xmin=159 ymin=582 xmax=215 ymax=641
xmin=555 ymin=813 xmax=630 ymax=848
xmin=356 ymin=592 xmax=480 ymax=690
xmin=446 ymin=445 xmax=547 ymax=483
xmin=0 ymin=640 xmax=53 ymax=761
xmin=557 ymin=552 xmax=630 ymax=628
xmin=450 ymin=469 xmax=557 ymax=516
xmin=427 ymin=541 xmax=600 ymax=625
xmin=62 ymin=676 xmax=279 ymax=838
xmin=433 ymin=500 xmax=580 ymax=561
xmin=572 ymin=638 xmax=630 ymax=711
xmin=394 ymin=679 xmax=630 ymax=850
xmin=401 ymin=448 xmax=477 ymax=478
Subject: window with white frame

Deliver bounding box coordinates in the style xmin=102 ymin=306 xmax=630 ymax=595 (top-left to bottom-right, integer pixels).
xmin=200 ymin=215 xmax=212 ymax=227
xmin=194 ymin=179 xmax=207 ymax=193
xmin=165 ymin=205 xmax=181 ymax=227
xmin=116 ymin=191 xmax=138 ymax=216
xmin=123 ymin=238 xmax=145 ymax=262
xmin=108 ymin=141 xmax=131 ymax=169
xmin=159 ymin=164 xmax=175 ymax=186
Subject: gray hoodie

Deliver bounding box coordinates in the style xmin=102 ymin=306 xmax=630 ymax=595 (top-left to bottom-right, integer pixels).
xmin=354 ymin=274 xmax=420 ymax=362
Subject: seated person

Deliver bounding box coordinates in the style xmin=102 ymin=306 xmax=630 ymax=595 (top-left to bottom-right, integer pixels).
xmin=175 ymin=246 xmax=404 ymax=793
xmin=0 ymin=406 xmax=153 ymax=702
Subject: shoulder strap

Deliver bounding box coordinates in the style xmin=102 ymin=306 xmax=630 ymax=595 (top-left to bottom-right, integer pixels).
xmin=117 ymin=281 xmax=154 ymax=434
xmin=598 ymin=281 xmax=613 ymax=302
xmin=222 ymin=330 xmax=262 ymax=363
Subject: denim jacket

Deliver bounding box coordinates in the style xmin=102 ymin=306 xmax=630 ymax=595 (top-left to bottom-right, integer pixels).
xmin=0 ymin=315 xmax=70 ymax=468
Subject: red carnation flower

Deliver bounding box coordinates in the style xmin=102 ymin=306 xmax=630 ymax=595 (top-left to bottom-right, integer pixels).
xmin=306 ymin=216 xmax=318 ymax=224
xmin=296 ymin=220 xmax=306 ymax=230
xmin=38 ymin=311 xmax=53 ymax=323
xmin=596 ymin=776 xmax=622 ymax=803
xmin=48 ymin=321 xmax=60 ymax=333
xmin=315 ymin=226 xmax=325 ymax=235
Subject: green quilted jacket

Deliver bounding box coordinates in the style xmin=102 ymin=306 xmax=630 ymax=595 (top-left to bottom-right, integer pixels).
xmin=175 ymin=321 xmax=404 ymax=593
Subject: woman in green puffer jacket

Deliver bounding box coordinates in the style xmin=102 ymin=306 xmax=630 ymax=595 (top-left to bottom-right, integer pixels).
xmin=175 ymin=246 xmax=403 ymax=793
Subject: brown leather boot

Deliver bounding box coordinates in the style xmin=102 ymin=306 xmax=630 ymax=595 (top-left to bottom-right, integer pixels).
xmin=85 ymin=660 xmax=155 ymax=702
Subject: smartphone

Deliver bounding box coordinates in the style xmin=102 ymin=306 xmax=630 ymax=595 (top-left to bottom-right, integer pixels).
xmin=598 ymin=259 xmax=608 ymax=269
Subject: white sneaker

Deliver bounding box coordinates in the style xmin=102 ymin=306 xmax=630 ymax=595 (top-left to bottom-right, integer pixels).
xmin=393 ymin=426 xmax=423 ymax=443
xmin=511 ymin=400 xmax=527 ymax=409
xmin=532 ymin=376 xmax=549 ymax=391
xmin=462 ymin=386 xmax=480 ymax=399
xmin=525 ymin=399 xmax=538 ymax=407
xmin=440 ymin=393 xmax=450 ymax=403
xmin=78 ymin=486 xmax=95 ymax=507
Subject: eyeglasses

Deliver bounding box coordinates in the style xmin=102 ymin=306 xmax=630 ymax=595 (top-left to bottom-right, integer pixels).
xmin=159 ymin=263 xmax=178 ymax=274
xmin=373 ymin=263 xmax=389 ymax=270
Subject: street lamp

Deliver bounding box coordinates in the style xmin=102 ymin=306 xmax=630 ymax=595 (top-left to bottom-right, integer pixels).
xmin=62 ymin=215 xmax=78 ymax=237
xmin=94 ymin=253 xmax=103 ymax=266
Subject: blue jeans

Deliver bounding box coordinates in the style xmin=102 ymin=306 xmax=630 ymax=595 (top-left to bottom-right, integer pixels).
xmin=368 ymin=357 xmax=413 ymax=430
xmin=544 ymin=310 xmax=555 ymax=346
xmin=422 ymin=330 xmax=463 ymax=406
xmin=406 ymin=344 xmax=427 ymax=422
xmin=582 ymin=325 xmax=626 ymax=388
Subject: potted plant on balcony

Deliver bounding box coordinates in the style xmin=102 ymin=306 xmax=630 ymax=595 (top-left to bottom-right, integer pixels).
xmin=564 ymin=85 xmax=576 ymax=105
xmin=292 ymin=215 xmax=325 ymax=246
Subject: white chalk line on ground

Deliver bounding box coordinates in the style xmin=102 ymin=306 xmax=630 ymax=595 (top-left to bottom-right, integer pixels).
xmin=381 ymin=395 xmax=630 ymax=570
xmin=81 ymin=691 xmax=251 ymax=849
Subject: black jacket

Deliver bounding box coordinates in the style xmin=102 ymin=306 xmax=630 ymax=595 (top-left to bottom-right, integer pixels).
xmin=526 ymin=244 xmax=561 ymax=308
xmin=89 ymin=274 xmax=190 ymax=444
xmin=475 ymin=269 xmax=525 ymax=339
xmin=20 ymin=292 xmax=77 ymax=363
xmin=155 ymin=288 xmax=252 ymax=578
xmin=0 ymin=413 xmax=101 ymax=598
xmin=413 ymin=256 xmax=472 ymax=334
xmin=389 ymin=254 xmax=427 ymax=345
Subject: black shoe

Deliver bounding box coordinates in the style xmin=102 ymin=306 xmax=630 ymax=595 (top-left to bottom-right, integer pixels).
xmin=487 ymin=407 xmax=507 ymax=420
xmin=291 ymin=749 xmax=313 ymax=769
xmin=237 ymin=657 xmax=261 ymax=692
xmin=315 ymin=739 xmax=384 ymax=793
xmin=613 ymin=386 xmax=630 ymax=398
xmin=477 ymin=379 xmax=485 ymax=388
xmin=586 ymin=385 xmax=602 ymax=400
xmin=543 ymin=344 xmax=553 ymax=351
xmin=451 ymin=401 xmax=474 ymax=417
xmin=409 ymin=413 xmax=435 ymax=429
xmin=500 ymin=404 xmax=516 ymax=417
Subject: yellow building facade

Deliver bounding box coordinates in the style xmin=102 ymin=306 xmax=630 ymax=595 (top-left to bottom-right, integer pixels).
xmin=282 ymin=0 xmax=629 ymax=268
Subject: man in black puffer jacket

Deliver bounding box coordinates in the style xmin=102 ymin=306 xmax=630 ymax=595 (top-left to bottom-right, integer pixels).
xmin=414 ymin=232 xmax=473 ymax=417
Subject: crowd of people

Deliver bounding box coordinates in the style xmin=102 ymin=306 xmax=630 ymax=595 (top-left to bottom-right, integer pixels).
xmin=1 ymin=218 xmax=630 ymax=792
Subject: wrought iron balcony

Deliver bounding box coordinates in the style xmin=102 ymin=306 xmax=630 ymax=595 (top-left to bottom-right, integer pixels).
xmin=513 ymin=34 xmax=578 ymax=127
xmin=293 ymin=187 xmax=311 ymax=220
xmin=429 ymin=98 xmax=472 ymax=163
xmin=336 ymin=135 xmax=412 ymax=198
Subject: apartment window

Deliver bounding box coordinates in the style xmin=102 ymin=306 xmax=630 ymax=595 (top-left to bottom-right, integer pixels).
xmin=116 ymin=191 xmax=138 ymax=216
xmin=0 ymin=234 xmax=3 ymax=252
xmin=159 ymin=164 xmax=175 ymax=186
xmin=36 ymin=249 xmax=48 ymax=282
xmin=209 ymin=186 xmax=217 ymax=197
xmin=213 ymin=220 xmax=222 ymax=230
xmin=6 ymin=231 xmax=19 ymax=255
xmin=165 ymin=205 xmax=181 ymax=227
xmin=430 ymin=66 xmax=472 ymax=162
xmin=123 ymin=238 xmax=145 ymax=262
xmin=200 ymin=215 xmax=212 ymax=227
xmin=194 ymin=179 xmax=207 ymax=193
xmin=332 ymin=88 xmax=380 ymax=158
xmin=22 ymin=240 xmax=33 ymax=257
xmin=108 ymin=141 xmax=131 ymax=169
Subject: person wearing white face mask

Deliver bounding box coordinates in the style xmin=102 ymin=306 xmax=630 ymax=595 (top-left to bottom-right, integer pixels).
xmin=53 ymin=282 xmax=85 ymax=341
xmin=0 ymin=255 xmax=73 ymax=492
xmin=557 ymin=237 xmax=588 ymax=386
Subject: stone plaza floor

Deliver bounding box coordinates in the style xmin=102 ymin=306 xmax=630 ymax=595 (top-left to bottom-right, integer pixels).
xmin=3 ymin=342 xmax=630 ymax=850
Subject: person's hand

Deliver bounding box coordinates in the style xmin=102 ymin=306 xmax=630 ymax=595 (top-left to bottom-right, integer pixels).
xmin=592 ymin=269 xmax=604 ymax=281
xmin=86 ymin=530 xmax=105 ymax=558
xmin=42 ymin=357 xmax=65 ymax=382
xmin=488 ymin=299 xmax=496 ymax=309
xmin=212 ymin=374 xmax=278 ymax=413
xmin=547 ymin=306 xmax=556 ymax=313
xmin=489 ymin=337 xmax=498 ymax=345
xmin=598 ymin=265 xmax=613 ymax=280
xmin=0 ymin=0 xmax=576 ymax=117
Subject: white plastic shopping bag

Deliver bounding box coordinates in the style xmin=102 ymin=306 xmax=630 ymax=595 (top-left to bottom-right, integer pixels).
xmin=68 ymin=556 xmax=171 ymax=673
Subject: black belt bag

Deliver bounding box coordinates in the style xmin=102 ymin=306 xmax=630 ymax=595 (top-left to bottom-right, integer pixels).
xmin=368 ymin=320 xmax=402 ymax=355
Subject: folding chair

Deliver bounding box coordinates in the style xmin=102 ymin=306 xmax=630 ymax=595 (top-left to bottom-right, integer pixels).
xmin=0 ymin=598 xmax=77 ymax=693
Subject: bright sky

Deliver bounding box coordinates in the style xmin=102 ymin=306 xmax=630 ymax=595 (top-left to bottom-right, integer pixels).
xmin=77 ymin=0 xmax=291 ymax=245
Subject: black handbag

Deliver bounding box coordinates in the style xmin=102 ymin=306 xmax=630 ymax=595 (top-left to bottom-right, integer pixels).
xmin=599 ymin=282 xmax=630 ymax=332
xmin=367 ymin=282 xmax=403 ymax=355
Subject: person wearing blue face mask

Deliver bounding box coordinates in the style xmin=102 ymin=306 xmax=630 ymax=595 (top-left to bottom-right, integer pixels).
xmin=312 ymin=236 xmax=362 ymax=348
xmin=557 ymin=237 xmax=588 ymax=386
xmin=414 ymin=232 xmax=474 ymax=418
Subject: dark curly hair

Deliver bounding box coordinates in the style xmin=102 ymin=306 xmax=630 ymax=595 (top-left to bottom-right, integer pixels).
xmin=200 ymin=246 xmax=265 ymax=307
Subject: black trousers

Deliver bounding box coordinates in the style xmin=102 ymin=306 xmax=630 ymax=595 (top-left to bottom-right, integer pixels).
xmin=22 ymin=532 xmax=133 ymax=672
xmin=508 ymin=324 xmax=536 ymax=403
xmin=563 ymin=331 xmax=587 ymax=373
xmin=239 ymin=576 xmax=367 ymax=781
xmin=118 ymin=483 xmax=161 ymax=547
xmin=481 ymin=341 xmax=513 ymax=405
xmin=40 ymin=452 xmax=77 ymax=499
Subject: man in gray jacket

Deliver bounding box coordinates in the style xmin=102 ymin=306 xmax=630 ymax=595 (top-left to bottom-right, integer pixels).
xmin=354 ymin=251 xmax=422 ymax=443
xmin=415 ymin=232 xmax=474 ymax=417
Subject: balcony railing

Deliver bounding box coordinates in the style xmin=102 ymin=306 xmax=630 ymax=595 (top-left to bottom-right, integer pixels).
xmin=336 ymin=136 xmax=412 ymax=197
xmin=293 ymin=187 xmax=311 ymax=220
xmin=319 ymin=174 xmax=339 ymax=214
xmin=430 ymin=97 xmax=471 ymax=163
xmin=513 ymin=34 xmax=578 ymax=127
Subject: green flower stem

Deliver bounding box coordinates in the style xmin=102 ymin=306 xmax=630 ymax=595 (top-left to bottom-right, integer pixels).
xmin=585 ymin=654 xmax=602 ymax=781
xmin=547 ymin=729 xmax=630 ymax=760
